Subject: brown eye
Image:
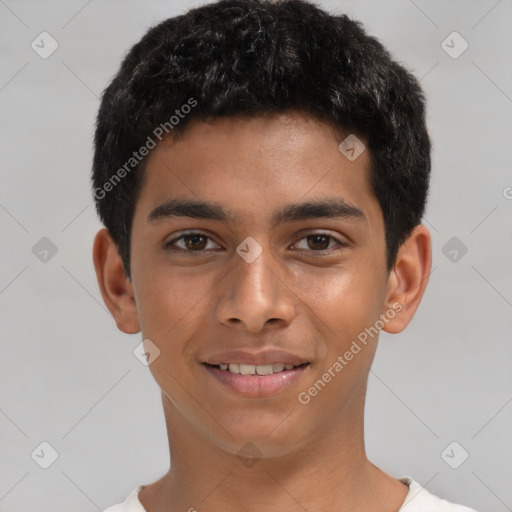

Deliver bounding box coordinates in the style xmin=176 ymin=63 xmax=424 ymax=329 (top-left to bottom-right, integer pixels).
xmin=293 ymin=232 xmax=347 ymax=253
xmin=306 ymin=234 xmax=331 ymax=250
xmin=165 ymin=232 xmax=219 ymax=252
xmin=183 ymin=234 xmax=208 ymax=250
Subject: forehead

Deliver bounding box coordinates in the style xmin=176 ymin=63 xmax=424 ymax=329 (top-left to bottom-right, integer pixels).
xmin=134 ymin=111 xmax=380 ymax=227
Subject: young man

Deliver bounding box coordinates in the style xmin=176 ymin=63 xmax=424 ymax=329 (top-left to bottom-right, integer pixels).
xmin=92 ymin=1 xmax=479 ymax=510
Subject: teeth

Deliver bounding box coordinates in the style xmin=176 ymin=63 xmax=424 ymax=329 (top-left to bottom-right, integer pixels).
xmin=218 ymin=363 xmax=298 ymax=374
xmin=256 ymin=364 xmax=273 ymax=375
xmin=240 ymin=364 xmax=256 ymax=375
xmin=228 ymin=363 xmax=240 ymax=373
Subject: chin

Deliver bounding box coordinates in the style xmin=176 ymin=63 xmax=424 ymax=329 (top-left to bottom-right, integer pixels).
xmin=203 ymin=411 xmax=314 ymax=460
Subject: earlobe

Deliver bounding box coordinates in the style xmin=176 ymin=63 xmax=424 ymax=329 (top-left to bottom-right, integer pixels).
xmin=382 ymin=224 xmax=432 ymax=334
xmin=92 ymin=228 xmax=141 ymax=334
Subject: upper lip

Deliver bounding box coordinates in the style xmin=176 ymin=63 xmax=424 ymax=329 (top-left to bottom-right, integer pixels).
xmin=203 ymin=349 xmax=309 ymax=366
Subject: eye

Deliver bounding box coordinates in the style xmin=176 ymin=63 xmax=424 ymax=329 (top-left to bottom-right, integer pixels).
xmin=164 ymin=231 xmax=348 ymax=254
xmin=164 ymin=232 xmax=221 ymax=252
xmin=293 ymin=232 xmax=347 ymax=253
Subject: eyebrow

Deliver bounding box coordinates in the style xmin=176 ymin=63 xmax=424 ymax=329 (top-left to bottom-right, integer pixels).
xmin=147 ymin=197 xmax=367 ymax=225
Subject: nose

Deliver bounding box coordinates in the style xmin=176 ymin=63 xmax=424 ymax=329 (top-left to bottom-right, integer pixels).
xmin=214 ymin=246 xmax=295 ymax=333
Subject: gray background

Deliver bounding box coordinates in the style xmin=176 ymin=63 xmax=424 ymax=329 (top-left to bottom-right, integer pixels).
xmin=1 ymin=0 xmax=511 ymax=511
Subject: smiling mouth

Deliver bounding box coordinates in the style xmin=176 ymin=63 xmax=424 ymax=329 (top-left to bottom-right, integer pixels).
xmin=203 ymin=362 xmax=310 ymax=375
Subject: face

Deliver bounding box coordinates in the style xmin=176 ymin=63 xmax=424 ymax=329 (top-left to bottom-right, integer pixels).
xmin=123 ymin=112 xmax=400 ymax=457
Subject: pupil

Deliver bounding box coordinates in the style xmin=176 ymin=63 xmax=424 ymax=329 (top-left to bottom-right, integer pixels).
xmin=187 ymin=235 xmax=206 ymax=250
xmin=309 ymin=234 xmax=329 ymax=250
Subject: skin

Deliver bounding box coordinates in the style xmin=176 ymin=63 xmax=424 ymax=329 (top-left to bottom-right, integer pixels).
xmin=93 ymin=111 xmax=431 ymax=512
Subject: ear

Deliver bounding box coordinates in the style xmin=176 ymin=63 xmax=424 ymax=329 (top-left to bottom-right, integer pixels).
xmin=381 ymin=224 xmax=432 ymax=334
xmin=92 ymin=228 xmax=140 ymax=334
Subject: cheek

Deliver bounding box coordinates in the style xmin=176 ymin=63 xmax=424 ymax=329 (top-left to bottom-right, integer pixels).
xmin=131 ymin=264 xmax=217 ymax=381
xmin=134 ymin=275 xmax=200 ymax=391
xmin=132 ymin=260 xmax=207 ymax=337
xmin=295 ymin=262 xmax=385 ymax=344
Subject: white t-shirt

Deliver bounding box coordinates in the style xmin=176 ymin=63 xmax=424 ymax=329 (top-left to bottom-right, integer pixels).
xmin=103 ymin=476 xmax=479 ymax=511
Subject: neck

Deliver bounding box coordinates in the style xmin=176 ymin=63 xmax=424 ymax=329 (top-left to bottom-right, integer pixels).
xmin=139 ymin=385 xmax=408 ymax=512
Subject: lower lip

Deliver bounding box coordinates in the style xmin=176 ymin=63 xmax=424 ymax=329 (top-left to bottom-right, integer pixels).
xmin=203 ymin=364 xmax=310 ymax=398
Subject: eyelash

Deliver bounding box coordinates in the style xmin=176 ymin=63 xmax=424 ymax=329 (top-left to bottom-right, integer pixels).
xmin=164 ymin=231 xmax=348 ymax=255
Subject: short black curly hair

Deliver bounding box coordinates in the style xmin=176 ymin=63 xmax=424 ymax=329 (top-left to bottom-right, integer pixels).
xmin=92 ymin=0 xmax=431 ymax=280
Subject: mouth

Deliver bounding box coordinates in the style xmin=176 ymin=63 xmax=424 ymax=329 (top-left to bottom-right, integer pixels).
xmin=202 ymin=361 xmax=311 ymax=398
xmin=203 ymin=362 xmax=309 ymax=375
